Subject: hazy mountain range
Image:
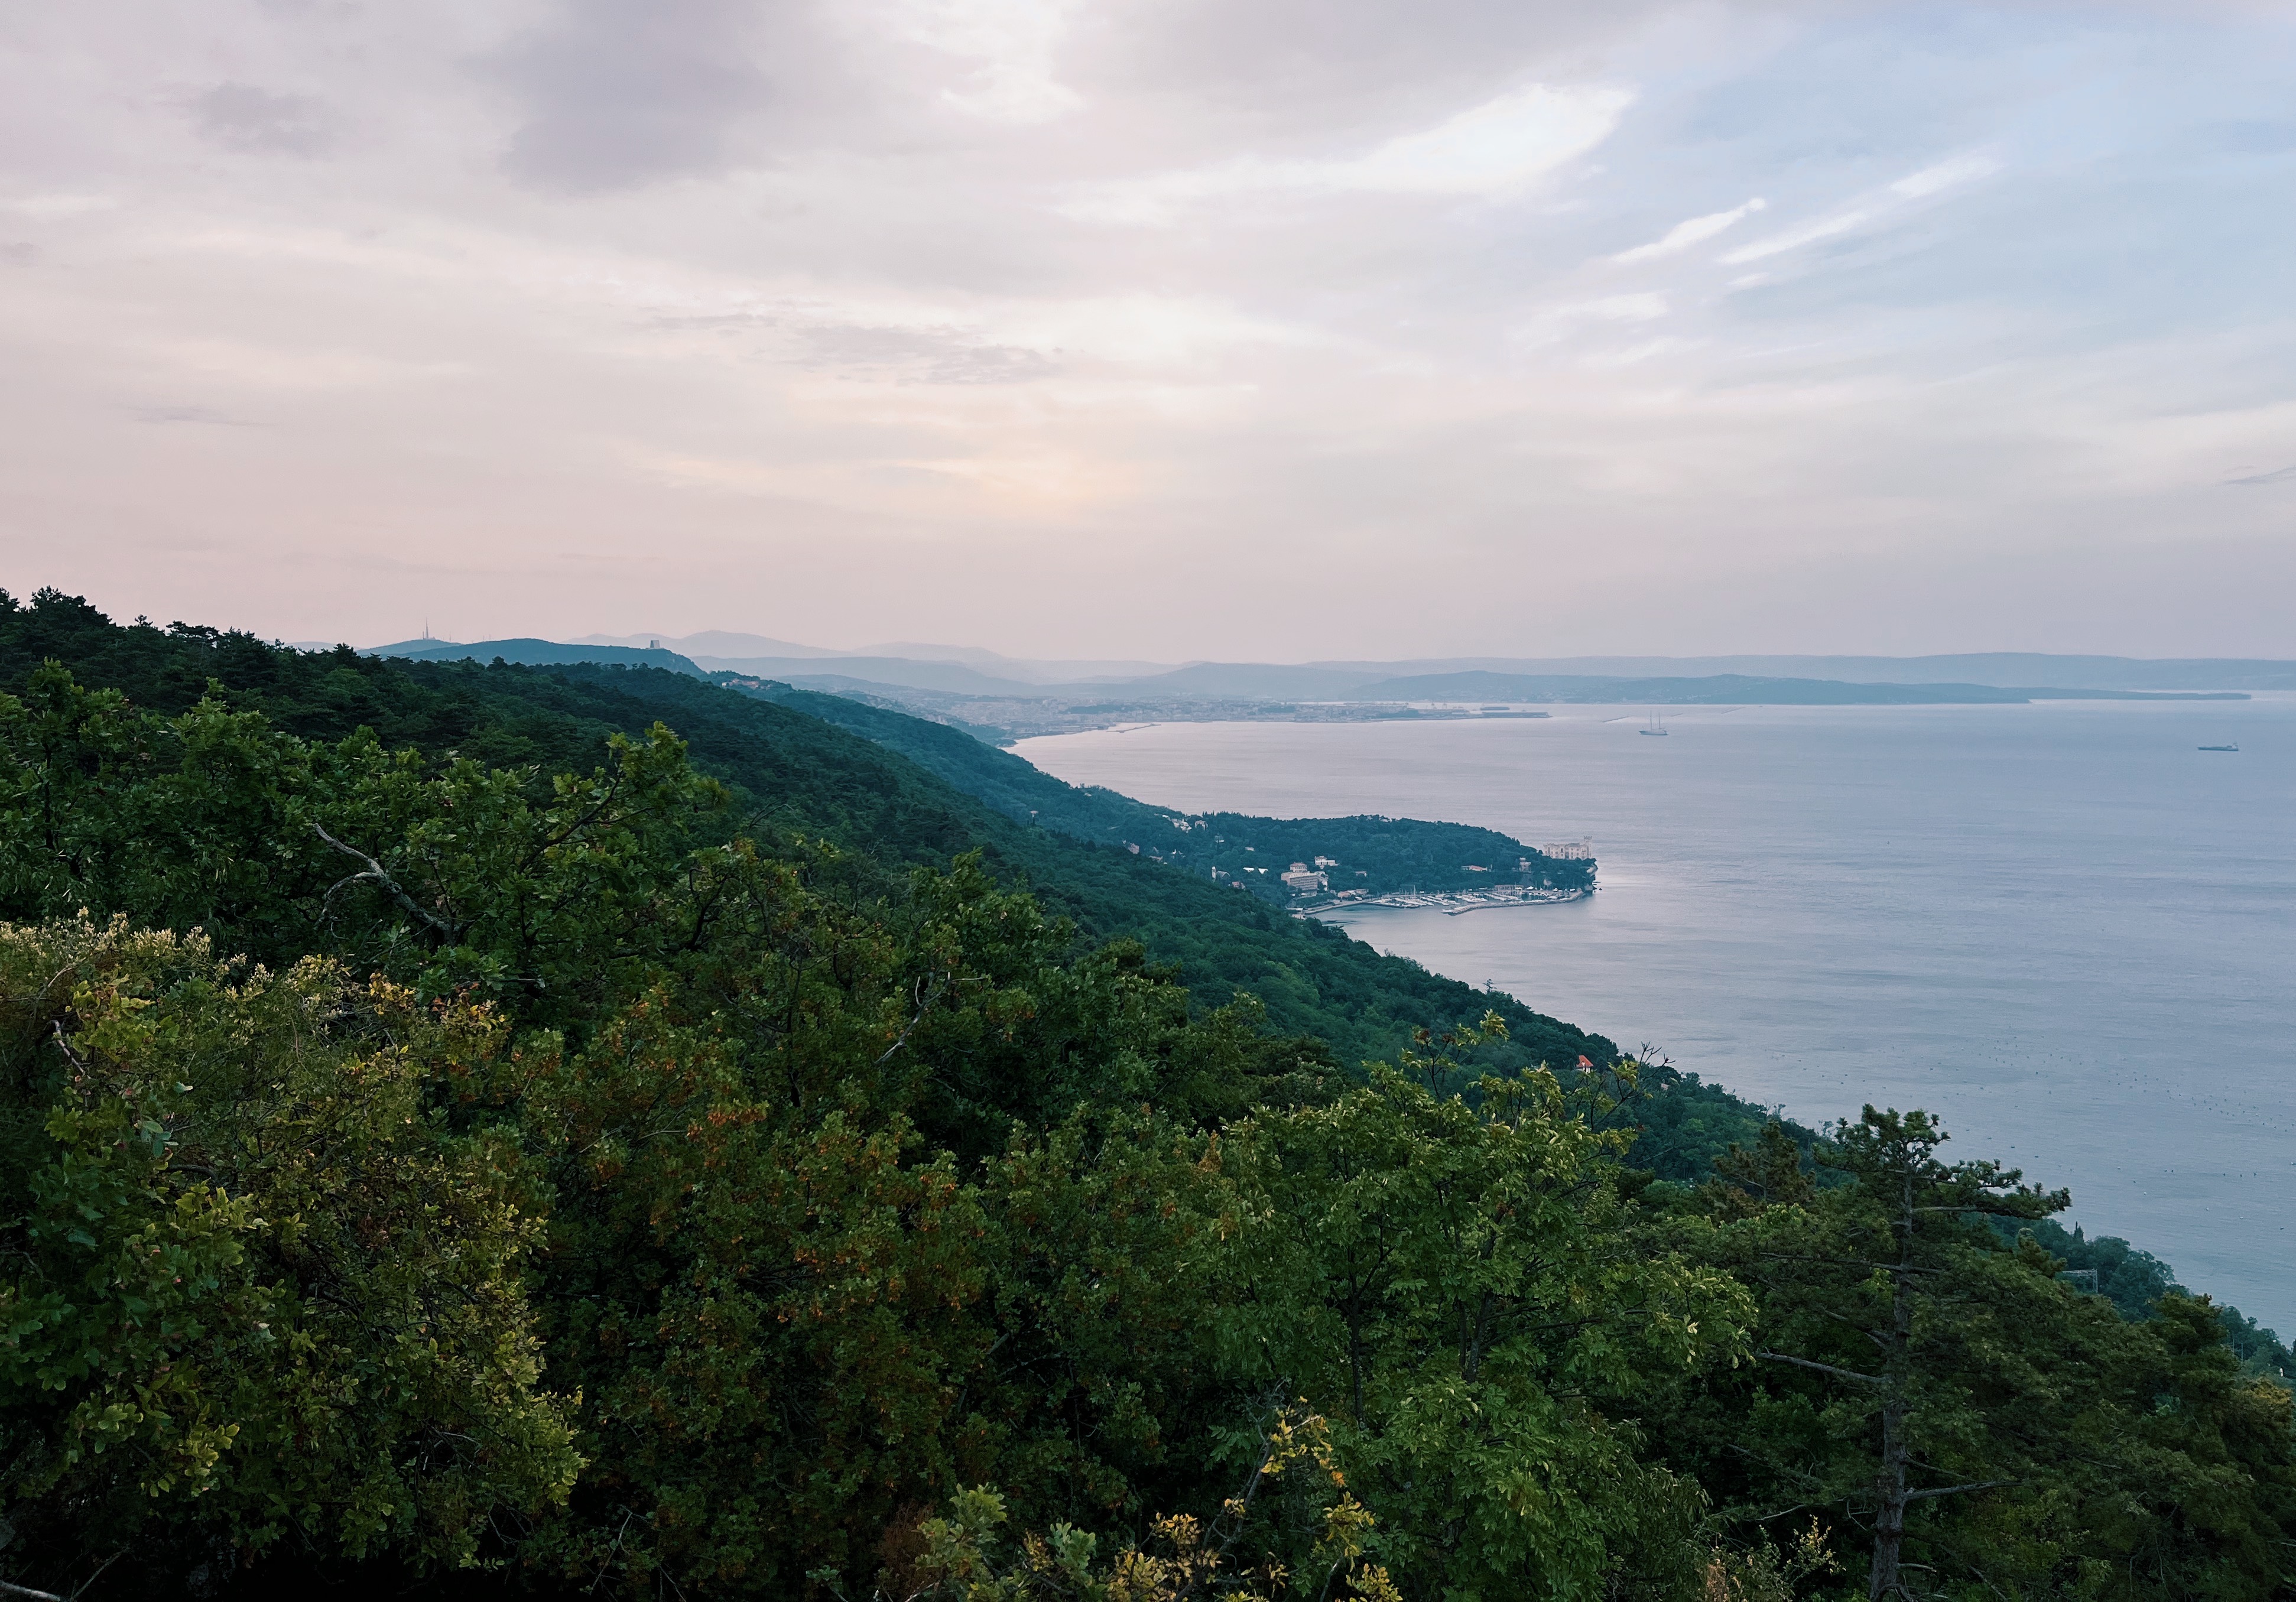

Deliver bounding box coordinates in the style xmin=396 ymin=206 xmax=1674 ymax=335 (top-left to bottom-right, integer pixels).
xmin=365 ymin=632 xmax=2296 ymax=699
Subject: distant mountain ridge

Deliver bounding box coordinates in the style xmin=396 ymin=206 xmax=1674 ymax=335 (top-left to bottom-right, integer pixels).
xmin=364 ymin=638 xmax=708 ymax=677
xmin=696 ymin=656 xmax=1053 ymax=696
xmin=1118 ymin=655 xmax=2295 ymax=697
xmin=1347 ymin=671 xmax=2246 ymax=705
xmin=1342 ymin=654 xmax=2296 ymax=693
xmin=361 ymin=634 xmax=2294 ymax=701
xmin=577 ymin=631 xmax=1168 ymax=684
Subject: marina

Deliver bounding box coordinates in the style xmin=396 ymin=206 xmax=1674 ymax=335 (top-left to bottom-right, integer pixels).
xmin=1298 ymin=884 xmax=1591 ymax=917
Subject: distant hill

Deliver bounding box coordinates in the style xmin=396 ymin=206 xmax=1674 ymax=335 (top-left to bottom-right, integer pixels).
xmin=1114 ymin=662 xmax=1389 ymax=698
xmin=696 ymin=655 xmax=1056 ymax=696
xmin=857 ymin=641 xmax=1170 ymax=682
xmin=1423 ymin=654 xmax=2296 ymax=692
xmin=1347 ymin=671 xmax=2249 ymax=705
xmin=583 ymin=632 xmax=1173 ymax=684
xmin=357 ymin=633 xmax=2292 ymax=704
xmin=573 ymin=629 xmax=846 ymax=659
xmin=706 ymin=651 xmax=2296 ymax=702
xmin=365 ymin=637 xmax=707 ymax=677
xmin=1188 ymin=653 xmax=2295 ymax=696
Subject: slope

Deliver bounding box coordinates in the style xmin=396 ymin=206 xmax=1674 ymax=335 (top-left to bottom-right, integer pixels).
xmin=0 ymin=589 xmax=1612 ymax=1080
xmin=735 ymin=680 xmax=1592 ymax=898
xmin=369 ymin=636 xmax=710 ymax=677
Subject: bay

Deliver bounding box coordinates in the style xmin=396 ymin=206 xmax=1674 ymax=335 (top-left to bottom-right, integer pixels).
xmin=1015 ymin=698 xmax=2296 ymax=1333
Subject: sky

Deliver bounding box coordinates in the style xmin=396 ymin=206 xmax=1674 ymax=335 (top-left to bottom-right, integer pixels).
xmin=4 ymin=0 xmax=2294 ymax=659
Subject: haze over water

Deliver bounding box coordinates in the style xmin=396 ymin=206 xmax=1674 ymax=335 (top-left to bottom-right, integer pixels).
xmin=1018 ymin=698 xmax=2296 ymax=1334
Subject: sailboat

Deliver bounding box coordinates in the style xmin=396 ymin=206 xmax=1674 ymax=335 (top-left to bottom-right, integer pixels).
xmin=1640 ymin=713 xmax=1669 ymax=736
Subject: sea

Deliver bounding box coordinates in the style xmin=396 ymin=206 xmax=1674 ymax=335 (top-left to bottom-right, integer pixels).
xmin=1015 ymin=698 xmax=2296 ymax=1335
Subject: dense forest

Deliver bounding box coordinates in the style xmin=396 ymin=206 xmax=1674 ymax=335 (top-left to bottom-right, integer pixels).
xmin=0 ymin=589 xmax=2288 ymax=1602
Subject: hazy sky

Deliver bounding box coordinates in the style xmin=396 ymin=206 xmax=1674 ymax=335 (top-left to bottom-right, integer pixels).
xmin=5 ymin=1 xmax=2294 ymax=658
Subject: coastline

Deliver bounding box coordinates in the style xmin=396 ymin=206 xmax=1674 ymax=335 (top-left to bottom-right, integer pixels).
xmin=1012 ymin=704 xmax=2296 ymax=1334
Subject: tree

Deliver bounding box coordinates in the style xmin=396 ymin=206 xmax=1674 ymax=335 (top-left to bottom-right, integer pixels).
xmin=1691 ymin=1108 xmax=2296 ymax=1602
xmin=0 ymin=917 xmax=576 ymax=1593
xmin=1713 ymin=1108 xmax=2066 ymax=1598
xmin=849 ymin=1409 xmax=1401 ymax=1602
xmin=1220 ymin=1020 xmax=1753 ymax=1601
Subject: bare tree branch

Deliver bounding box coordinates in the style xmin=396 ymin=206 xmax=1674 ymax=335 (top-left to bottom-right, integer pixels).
xmin=1756 ymin=1252 xmax=1946 ymax=1275
xmin=1905 ymin=1480 xmax=2015 ymax=1502
xmin=1 ymin=1581 xmax=68 ymax=1602
xmin=313 ymin=821 xmax=462 ymax=941
xmin=1756 ymin=1349 xmax=1888 ymax=1387
xmin=875 ymin=971 xmax=947 ymax=1067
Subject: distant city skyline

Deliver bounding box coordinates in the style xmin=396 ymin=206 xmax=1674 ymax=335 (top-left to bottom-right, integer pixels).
xmin=5 ymin=1 xmax=2295 ymax=657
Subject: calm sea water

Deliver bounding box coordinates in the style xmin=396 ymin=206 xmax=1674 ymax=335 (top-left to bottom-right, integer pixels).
xmin=1016 ymin=700 xmax=2296 ymax=1333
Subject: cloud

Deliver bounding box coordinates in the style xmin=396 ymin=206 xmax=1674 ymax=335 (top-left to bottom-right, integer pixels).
xmin=488 ymin=0 xmax=769 ymax=192
xmin=1069 ymin=83 xmax=1633 ymax=224
xmin=9 ymin=1 xmax=2296 ymax=662
xmin=0 ymin=194 xmax=118 ymax=218
xmin=793 ymin=323 xmax=1061 ymax=384
xmin=873 ymin=0 xmax=1083 ymax=124
xmin=132 ymin=404 xmax=253 ymax=426
xmin=1343 ymin=83 xmax=1634 ymax=193
xmin=1892 ymin=154 xmax=2001 ymax=199
xmin=1611 ymin=197 xmax=1765 ymax=263
xmin=1719 ymin=154 xmax=1999 ymax=265
xmin=1509 ymin=293 xmax=1669 ymax=355
xmin=1719 ymin=207 xmax=1873 ymax=264
xmin=1569 ymin=293 xmax=1670 ymax=321
xmin=193 ymin=83 xmax=334 ymax=157
xmin=1586 ymin=335 xmax=1698 ymax=367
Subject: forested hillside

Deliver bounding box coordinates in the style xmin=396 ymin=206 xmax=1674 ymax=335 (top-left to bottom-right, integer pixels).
xmin=735 ymin=681 xmax=1594 ymax=898
xmin=0 ymin=592 xmax=1603 ymax=1073
xmin=0 ymin=588 xmax=2288 ymax=1602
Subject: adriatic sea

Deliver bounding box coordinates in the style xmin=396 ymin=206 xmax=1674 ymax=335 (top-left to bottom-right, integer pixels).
xmin=1015 ymin=698 xmax=2296 ymax=1334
